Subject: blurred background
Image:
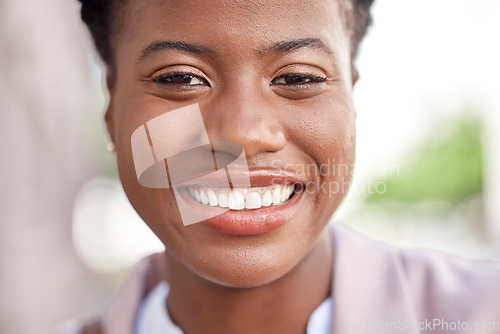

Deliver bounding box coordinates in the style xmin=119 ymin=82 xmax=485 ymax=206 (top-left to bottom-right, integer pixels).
xmin=1 ymin=0 xmax=499 ymax=333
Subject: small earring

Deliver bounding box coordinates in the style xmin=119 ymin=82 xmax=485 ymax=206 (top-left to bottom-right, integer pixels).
xmin=107 ymin=142 xmax=116 ymax=153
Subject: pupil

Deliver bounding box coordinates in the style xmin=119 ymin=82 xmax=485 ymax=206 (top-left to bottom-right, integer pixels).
xmin=172 ymin=74 xmax=193 ymax=84
xmin=286 ymin=75 xmax=307 ymax=84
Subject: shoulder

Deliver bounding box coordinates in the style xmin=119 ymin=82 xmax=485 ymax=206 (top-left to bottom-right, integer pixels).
xmin=54 ymin=252 xmax=167 ymax=334
xmin=330 ymin=222 xmax=500 ymax=320
xmin=53 ymin=320 xmax=102 ymax=334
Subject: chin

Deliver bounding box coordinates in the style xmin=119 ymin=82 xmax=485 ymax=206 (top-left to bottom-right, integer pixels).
xmin=192 ymin=256 xmax=297 ymax=289
xmin=174 ymin=230 xmax=313 ymax=289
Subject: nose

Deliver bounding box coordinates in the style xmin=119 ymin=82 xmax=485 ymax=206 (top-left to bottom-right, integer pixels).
xmin=204 ymin=81 xmax=287 ymax=159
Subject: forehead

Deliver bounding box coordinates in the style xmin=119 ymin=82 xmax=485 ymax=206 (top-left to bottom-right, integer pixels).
xmin=115 ymin=0 xmax=350 ymax=64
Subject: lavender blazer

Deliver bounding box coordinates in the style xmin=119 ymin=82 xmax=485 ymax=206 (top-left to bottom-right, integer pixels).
xmin=58 ymin=223 xmax=500 ymax=334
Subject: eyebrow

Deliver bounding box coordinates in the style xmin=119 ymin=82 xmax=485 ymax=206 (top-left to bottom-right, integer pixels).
xmin=138 ymin=41 xmax=216 ymax=62
xmin=262 ymin=38 xmax=335 ymax=56
xmin=138 ymin=37 xmax=334 ymax=63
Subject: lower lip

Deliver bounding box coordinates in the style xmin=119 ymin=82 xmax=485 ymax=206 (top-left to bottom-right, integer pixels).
xmin=177 ymin=186 xmax=303 ymax=236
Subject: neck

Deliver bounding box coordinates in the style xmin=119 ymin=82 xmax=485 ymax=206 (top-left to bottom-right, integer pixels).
xmin=164 ymin=229 xmax=333 ymax=334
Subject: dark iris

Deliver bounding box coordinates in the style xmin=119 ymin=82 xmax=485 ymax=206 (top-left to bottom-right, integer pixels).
xmin=272 ymin=74 xmax=326 ymax=85
xmin=153 ymin=73 xmax=206 ymax=85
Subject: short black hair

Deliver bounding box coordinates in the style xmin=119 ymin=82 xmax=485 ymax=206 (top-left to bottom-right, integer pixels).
xmin=348 ymin=0 xmax=376 ymax=61
xmin=78 ymin=0 xmax=375 ymax=67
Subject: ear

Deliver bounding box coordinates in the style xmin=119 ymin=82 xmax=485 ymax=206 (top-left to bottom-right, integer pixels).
xmin=104 ymin=69 xmax=116 ymax=146
xmin=351 ymin=66 xmax=359 ymax=87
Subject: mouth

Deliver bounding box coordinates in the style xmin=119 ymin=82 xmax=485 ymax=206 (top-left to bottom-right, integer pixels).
xmin=187 ymin=183 xmax=295 ymax=210
xmin=176 ymin=169 xmax=305 ymax=236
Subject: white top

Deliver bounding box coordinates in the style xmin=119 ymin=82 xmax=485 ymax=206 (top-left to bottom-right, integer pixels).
xmin=136 ymin=281 xmax=332 ymax=334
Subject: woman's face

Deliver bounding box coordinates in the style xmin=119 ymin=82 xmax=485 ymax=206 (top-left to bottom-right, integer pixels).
xmin=108 ymin=0 xmax=356 ymax=287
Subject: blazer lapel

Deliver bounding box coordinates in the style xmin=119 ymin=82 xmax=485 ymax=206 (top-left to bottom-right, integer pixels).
xmin=329 ymin=224 xmax=420 ymax=334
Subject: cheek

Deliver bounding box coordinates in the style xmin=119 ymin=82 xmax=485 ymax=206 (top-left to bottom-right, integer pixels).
xmin=286 ymin=91 xmax=356 ymax=204
xmin=112 ymin=92 xmax=187 ymax=240
xmin=116 ymin=147 xmax=179 ymax=235
xmin=289 ymin=90 xmax=355 ymax=162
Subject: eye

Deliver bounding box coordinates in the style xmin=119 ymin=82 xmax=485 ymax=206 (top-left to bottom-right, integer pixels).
xmin=271 ymin=73 xmax=327 ymax=86
xmin=270 ymin=70 xmax=329 ymax=100
xmin=152 ymin=72 xmax=209 ymax=86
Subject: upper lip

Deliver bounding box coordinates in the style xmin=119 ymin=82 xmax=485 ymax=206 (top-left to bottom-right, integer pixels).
xmin=175 ymin=168 xmax=306 ymax=189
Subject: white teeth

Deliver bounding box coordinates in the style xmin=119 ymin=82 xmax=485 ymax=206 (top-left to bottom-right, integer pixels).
xmin=245 ymin=191 xmax=262 ymax=209
xmin=207 ymin=189 xmax=218 ymax=206
xmin=228 ymin=191 xmax=245 ymax=210
xmin=188 ymin=184 xmax=295 ymax=209
xmin=200 ymin=190 xmax=209 ymax=205
xmin=262 ymin=191 xmax=272 ymax=207
xmin=218 ymin=193 xmax=228 ymax=208
xmin=281 ymin=184 xmax=293 ymax=202
xmin=279 ymin=187 xmax=287 ymax=202
xmin=287 ymin=185 xmax=294 ymax=198
xmin=272 ymin=185 xmax=281 ymax=205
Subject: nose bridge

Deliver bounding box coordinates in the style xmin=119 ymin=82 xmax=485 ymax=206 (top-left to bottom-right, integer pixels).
xmin=206 ymin=78 xmax=287 ymax=158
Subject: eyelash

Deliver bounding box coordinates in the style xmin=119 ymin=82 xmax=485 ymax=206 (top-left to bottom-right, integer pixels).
xmin=270 ymin=73 xmax=327 ymax=86
xmin=152 ymin=71 xmax=208 ymax=86
xmin=151 ymin=72 xmax=327 ymax=87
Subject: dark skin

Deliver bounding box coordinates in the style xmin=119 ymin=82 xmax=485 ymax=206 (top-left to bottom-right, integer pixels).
xmin=105 ymin=0 xmax=356 ymax=333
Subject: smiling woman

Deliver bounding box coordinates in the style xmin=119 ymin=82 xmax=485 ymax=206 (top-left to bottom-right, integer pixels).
xmin=53 ymin=0 xmax=500 ymax=334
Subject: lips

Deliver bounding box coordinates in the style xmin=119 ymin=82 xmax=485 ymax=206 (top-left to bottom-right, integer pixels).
xmin=176 ymin=169 xmax=305 ymax=236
